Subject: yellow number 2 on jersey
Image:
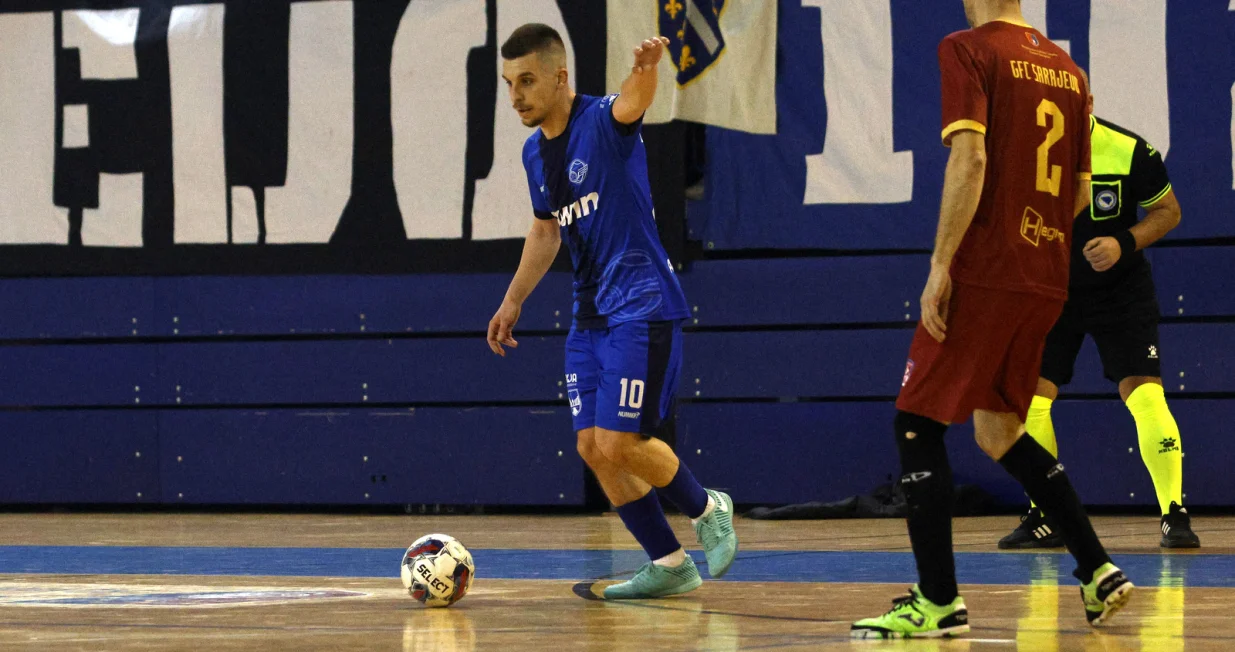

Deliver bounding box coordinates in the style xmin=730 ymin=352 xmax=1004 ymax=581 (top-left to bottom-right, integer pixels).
xmin=1036 ymin=99 xmax=1065 ymax=197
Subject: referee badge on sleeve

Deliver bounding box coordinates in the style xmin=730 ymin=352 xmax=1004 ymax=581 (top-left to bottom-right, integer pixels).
xmin=1090 ymin=180 xmax=1122 ymax=221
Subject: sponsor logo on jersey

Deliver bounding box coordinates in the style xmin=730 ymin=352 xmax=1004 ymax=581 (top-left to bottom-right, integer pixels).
xmin=1025 ymin=32 xmax=1040 ymax=47
xmin=569 ymin=159 xmax=589 ymax=185
xmin=1148 ymin=345 xmax=1158 ymax=359
xmin=553 ymin=192 xmax=600 ymax=227
xmin=1020 ymin=207 xmax=1065 ymax=247
xmin=660 ymin=0 xmax=727 ymax=85
xmin=568 ymin=389 xmax=582 ymax=416
xmin=902 ymin=359 xmax=915 ymax=387
xmin=617 ymin=410 xmax=640 ymax=419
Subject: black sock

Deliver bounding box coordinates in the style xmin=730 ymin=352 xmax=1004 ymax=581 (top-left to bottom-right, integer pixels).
xmin=894 ymin=411 xmax=957 ymax=606
xmin=999 ymin=434 xmax=1111 ymax=582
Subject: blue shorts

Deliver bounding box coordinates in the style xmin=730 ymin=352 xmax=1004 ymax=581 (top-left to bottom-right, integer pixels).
xmin=565 ymin=320 xmax=683 ymax=438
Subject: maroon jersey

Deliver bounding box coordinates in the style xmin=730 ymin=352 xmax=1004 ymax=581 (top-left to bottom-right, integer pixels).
xmin=939 ymin=20 xmax=1091 ymax=300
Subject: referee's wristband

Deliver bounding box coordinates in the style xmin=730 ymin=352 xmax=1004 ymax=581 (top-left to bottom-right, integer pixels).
xmin=1115 ymin=230 xmax=1138 ymax=257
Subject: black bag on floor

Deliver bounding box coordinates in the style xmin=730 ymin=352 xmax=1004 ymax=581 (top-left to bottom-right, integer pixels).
xmin=743 ymin=480 xmax=996 ymax=520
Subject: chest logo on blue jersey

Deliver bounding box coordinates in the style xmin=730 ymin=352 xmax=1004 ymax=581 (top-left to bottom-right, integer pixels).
xmin=569 ymin=159 xmax=589 ymax=185
xmin=661 ymin=0 xmax=727 ymax=86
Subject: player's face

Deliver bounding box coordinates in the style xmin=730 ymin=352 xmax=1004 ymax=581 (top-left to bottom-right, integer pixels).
xmin=502 ymin=55 xmax=561 ymax=128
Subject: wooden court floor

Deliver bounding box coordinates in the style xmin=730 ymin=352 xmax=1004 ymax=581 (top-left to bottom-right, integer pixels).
xmin=0 ymin=513 xmax=1230 ymax=650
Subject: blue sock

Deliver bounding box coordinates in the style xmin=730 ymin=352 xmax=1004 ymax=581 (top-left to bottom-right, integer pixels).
xmin=616 ymin=490 xmax=682 ymax=560
xmin=658 ymin=461 xmax=709 ymax=519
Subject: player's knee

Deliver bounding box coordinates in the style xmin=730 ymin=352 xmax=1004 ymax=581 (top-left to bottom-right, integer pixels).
xmin=893 ymin=411 xmax=948 ymax=470
xmin=974 ymin=426 xmax=1020 ymax=460
xmin=1035 ymin=377 xmax=1060 ymax=401
xmin=1120 ymin=377 xmax=1163 ymax=405
xmin=576 ymin=430 xmax=607 ymax=468
xmin=593 ymin=428 xmax=635 ymax=465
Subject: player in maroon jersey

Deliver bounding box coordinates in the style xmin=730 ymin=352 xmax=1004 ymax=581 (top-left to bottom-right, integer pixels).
xmin=852 ymin=0 xmax=1132 ymax=639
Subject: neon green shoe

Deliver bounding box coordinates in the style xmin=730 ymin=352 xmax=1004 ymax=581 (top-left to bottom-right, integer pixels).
xmin=603 ymin=556 xmax=703 ymax=600
xmin=851 ymin=586 xmax=970 ymax=639
xmin=1081 ymin=563 xmax=1134 ymax=626
xmin=694 ymin=490 xmax=738 ymax=578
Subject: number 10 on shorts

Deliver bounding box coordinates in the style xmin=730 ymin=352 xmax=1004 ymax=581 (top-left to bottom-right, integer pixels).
xmin=618 ymin=378 xmax=645 ymax=409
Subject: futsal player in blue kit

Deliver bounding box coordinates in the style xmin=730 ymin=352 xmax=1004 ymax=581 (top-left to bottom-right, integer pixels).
xmin=487 ymin=24 xmax=737 ymax=599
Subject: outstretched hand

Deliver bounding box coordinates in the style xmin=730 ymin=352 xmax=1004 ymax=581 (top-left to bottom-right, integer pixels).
xmin=632 ymin=36 xmax=670 ymax=74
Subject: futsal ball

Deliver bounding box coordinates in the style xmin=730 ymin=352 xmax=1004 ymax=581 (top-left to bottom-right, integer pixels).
xmin=400 ymin=533 xmax=475 ymax=607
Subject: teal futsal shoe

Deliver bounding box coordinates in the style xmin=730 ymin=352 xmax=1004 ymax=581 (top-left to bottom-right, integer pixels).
xmin=694 ymin=489 xmax=738 ymax=578
xmin=603 ymin=556 xmax=703 ymax=599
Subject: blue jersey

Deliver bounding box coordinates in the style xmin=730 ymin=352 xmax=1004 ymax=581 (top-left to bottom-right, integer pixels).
xmin=522 ymin=94 xmax=690 ymax=330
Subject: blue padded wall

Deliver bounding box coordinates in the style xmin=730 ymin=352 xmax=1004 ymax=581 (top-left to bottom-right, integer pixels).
xmin=684 ymin=330 xmax=912 ymax=398
xmin=153 ymin=273 xmax=574 ymax=337
xmin=0 ymin=277 xmax=154 ymax=339
xmin=0 ymin=345 xmax=157 ymax=407
xmin=1151 ymin=247 xmax=1235 ymax=317
xmin=158 ymin=408 xmax=581 ymax=505
xmin=0 ymin=246 xmax=1230 ymax=507
xmin=680 ymin=257 xmax=927 ymax=326
xmin=0 ymin=412 xmax=160 ymax=503
xmin=158 ymin=338 xmax=566 ymax=405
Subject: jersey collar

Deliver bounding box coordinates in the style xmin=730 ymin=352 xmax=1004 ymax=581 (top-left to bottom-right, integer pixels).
xmin=540 ymin=95 xmax=584 ymax=144
xmin=993 ymin=18 xmax=1033 ymax=28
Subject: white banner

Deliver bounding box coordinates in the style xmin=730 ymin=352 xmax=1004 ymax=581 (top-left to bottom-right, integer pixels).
xmin=606 ymin=0 xmax=777 ymax=134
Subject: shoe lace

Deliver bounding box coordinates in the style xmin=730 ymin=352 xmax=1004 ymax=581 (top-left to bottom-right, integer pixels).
xmin=629 ymin=562 xmax=655 ymax=582
xmin=882 ymin=589 xmax=922 ymax=617
xmin=697 ymin=518 xmax=720 ymax=549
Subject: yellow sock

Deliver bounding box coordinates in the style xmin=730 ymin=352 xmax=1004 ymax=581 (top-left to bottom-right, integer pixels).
xmin=1126 ymin=383 xmax=1183 ymax=515
xmin=1025 ymin=395 xmax=1058 ymax=457
xmin=1024 ymin=395 xmax=1057 ymax=511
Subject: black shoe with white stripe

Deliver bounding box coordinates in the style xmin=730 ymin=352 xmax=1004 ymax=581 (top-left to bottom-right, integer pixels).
xmin=998 ymin=509 xmax=1065 ymax=549
xmin=1160 ymin=502 xmax=1200 ymax=549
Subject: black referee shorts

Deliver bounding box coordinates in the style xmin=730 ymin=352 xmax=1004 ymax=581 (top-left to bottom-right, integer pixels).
xmin=1039 ymin=285 xmax=1162 ymax=387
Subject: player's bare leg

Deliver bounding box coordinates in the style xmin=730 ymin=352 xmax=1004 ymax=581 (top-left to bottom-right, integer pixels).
xmin=1117 ymin=376 xmax=1198 ymax=547
xmin=999 ymin=378 xmax=1066 ymax=549
xmin=577 ymin=428 xmax=702 ymax=599
xmin=976 ymin=409 xmax=1134 ymax=626
xmin=594 ymin=427 xmax=738 ymax=579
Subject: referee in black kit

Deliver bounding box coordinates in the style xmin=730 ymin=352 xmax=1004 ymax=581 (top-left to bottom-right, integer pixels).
xmin=1000 ymin=71 xmax=1200 ymax=550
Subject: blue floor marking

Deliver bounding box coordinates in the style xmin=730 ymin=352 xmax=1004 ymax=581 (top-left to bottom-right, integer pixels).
xmin=0 ymin=546 xmax=1231 ymax=587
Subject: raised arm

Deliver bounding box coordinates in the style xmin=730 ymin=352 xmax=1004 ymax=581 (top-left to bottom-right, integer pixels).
xmin=611 ymin=36 xmax=670 ymax=125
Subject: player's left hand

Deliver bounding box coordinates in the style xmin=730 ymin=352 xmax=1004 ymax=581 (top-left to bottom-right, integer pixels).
xmin=920 ymin=263 xmax=953 ymax=343
xmin=632 ymin=36 xmax=670 ymax=74
xmin=1083 ymin=236 xmax=1122 ymax=272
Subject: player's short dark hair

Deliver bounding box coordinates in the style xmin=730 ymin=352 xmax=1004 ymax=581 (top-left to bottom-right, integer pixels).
xmin=500 ymin=23 xmax=564 ymax=60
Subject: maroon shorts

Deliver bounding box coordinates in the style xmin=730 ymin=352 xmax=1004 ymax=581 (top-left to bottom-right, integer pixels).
xmin=896 ymin=283 xmax=1064 ymax=424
